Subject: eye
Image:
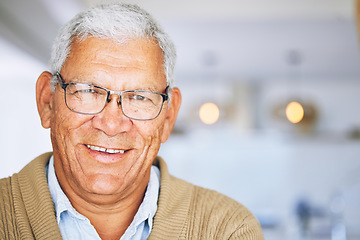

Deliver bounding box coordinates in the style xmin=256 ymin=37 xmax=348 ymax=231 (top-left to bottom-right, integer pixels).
xmin=78 ymin=87 xmax=106 ymax=95
xmin=131 ymin=94 xmax=148 ymax=101
xmin=80 ymin=88 xmax=96 ymax=93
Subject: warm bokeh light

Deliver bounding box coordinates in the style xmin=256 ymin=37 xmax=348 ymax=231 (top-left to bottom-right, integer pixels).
xmin=286 ymin=101 xmax=304 ymax=124
xmin=199 ymin=102 xmax=220 ymax=125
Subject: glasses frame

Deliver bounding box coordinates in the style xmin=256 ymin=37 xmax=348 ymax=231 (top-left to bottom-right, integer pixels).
xmin=55 ymin=72 xmax=169 ymax=121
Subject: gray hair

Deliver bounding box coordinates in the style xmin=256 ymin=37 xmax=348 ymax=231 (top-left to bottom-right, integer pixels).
xmin=49 ymin=3 xmax=176 ymax=91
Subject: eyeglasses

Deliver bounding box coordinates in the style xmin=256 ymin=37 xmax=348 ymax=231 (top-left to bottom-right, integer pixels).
xmin=55 ymin=72 xmax=169 ymax=120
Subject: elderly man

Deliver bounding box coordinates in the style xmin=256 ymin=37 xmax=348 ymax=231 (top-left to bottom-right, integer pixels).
xmin=0 ymin=3 xmax=263 ymax=240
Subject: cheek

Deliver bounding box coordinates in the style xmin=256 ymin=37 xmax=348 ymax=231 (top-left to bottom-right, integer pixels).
xmin=50 ymin=114 xmax=74 ymax=159
xmin=136 ymin=119 xmax=164 ymax=140
xmin=50 ymin=102 xmax=93 ymax=153
xmin=132 ymin=120 xmax=164 ymax=159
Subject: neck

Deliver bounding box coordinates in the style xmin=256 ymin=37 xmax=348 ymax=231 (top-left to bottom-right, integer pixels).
xmin=54 ymin=164 xmax=151 ymax=239
xmin=73 ymin=192 xmax=145 ymax=239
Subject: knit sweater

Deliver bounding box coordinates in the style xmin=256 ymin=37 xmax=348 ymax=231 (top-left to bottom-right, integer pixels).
xmin=0 ymin=152 xmax=263 ymax=239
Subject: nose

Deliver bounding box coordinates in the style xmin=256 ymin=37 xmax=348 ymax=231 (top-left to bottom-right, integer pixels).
xmin=106 ymin=92 xmax=121 ymax=104
xmin=92 ymin=94 xmax=132 ymax=136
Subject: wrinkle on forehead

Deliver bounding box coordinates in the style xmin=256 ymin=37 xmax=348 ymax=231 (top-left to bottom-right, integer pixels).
xmin=61 ymin=36 xmax=167 ymax=92
xmin=70 ymin=37 xmax=160 ymax=71
xmin=89 ymin=60 xmax=146 ymax=71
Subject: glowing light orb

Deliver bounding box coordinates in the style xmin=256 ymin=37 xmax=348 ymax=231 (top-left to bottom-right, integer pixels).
xmin=199 ymin=102 xmax=220 ymax=125
xmin=286 ymin=101 xmax=304 ymax=124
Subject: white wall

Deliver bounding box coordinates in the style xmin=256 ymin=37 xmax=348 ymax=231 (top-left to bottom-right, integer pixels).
xmin=0 ymin=38 xmax=51 ymax=177
xmin=159 ymin=78 xmax=360 ymax=239
xmin=1 ymin=16 xmax=360 ymax=239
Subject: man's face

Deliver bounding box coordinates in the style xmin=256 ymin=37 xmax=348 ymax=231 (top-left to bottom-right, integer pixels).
xmin=37 ymin=37 xmax=180 ymax=201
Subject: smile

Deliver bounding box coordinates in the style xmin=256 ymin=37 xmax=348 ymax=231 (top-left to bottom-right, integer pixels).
xmin=86 ymin=145 xmax=125 ymax=154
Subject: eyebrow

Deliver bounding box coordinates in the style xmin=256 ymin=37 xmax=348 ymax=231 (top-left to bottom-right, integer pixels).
xmin=60 ymin=72 xmax=166 ymax=93
xmin=69 ymin=78 xmax=163 ymax=93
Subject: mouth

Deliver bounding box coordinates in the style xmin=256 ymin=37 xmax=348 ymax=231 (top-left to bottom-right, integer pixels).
xmin=86 ymin=144 xmax=126 ymax=154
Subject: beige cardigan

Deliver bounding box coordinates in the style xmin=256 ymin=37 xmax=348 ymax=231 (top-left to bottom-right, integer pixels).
xmin=0 ymin=153 xmax=263 ymax=239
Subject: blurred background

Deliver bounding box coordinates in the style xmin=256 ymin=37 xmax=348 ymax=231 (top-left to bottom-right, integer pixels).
xmin=1 ymin=0 xmax=360 ymax=239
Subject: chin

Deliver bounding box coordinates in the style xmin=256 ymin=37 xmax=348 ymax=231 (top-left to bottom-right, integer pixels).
xmin=84 ymin=174 xmax=125 ymax=196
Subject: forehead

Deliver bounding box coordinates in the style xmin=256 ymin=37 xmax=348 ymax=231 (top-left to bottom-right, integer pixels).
xmin=61 ymin=37 xmax=166 ymax=89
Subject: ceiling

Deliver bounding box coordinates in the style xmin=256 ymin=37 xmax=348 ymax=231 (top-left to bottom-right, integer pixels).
xmin=83 ymin=0 xmax=355 ymax=21
xmin=0 ymin=0 xmax=359 ymax=82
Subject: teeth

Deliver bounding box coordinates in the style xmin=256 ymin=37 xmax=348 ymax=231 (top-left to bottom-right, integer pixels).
xmin=86 ymin=145 xmax=125 ymax=154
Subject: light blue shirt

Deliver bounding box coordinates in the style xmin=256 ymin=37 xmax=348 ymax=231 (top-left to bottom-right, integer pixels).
xmin=47 ymin=156 xmax=160 ymax=240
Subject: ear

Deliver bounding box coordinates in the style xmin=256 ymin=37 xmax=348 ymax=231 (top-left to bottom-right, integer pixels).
xmin=36 ymin=71 xmax=54 ymax=129
xmin=161 ymin=87 xmax=182 ymax=143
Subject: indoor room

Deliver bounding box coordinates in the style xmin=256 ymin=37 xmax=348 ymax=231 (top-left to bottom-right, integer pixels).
xmin=1 ymin=0 xmax=359 ymax=239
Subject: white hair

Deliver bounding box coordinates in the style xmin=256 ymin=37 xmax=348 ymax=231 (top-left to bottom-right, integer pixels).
xmin=49 ymin=3 xmax=176 ymax=90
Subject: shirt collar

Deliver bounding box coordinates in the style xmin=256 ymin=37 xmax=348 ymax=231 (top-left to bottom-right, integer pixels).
xmin=122 ymin=164 xmax=160 ymax=239
xmin=47 ymin=156 xmax=87 ymax=223
xmin=47 ymin=155 xmax=160 ymax=230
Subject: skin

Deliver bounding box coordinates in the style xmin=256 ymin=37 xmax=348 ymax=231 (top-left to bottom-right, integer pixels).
xmin=36 ymin=37 xmax=181 ymax=240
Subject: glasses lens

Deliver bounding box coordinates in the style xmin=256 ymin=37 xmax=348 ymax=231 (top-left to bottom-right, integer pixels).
xmin=63 ymin=82 xmax=166 ymax=120
xmin=65 ymin=84 xmax=107 ymax=114
xmin=121 ymin=91 xmax=164 ymax=120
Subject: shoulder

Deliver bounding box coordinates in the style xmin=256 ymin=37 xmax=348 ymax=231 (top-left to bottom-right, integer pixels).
xmin=153 ymin=157 xmax=263 ymax=239
xmin=0 ymin=175 xmax=15 ymax=212
xmin=188 ymin=185 xmax=263 ymax=239
xmin=0 ymin=152 xmax=61 ymax=240
xmin=0 ymin=176 xmax=12 ymax=205
xmin=0 ymin=151 xmax=52 ymax=219
xmin=0 ymin=175 xmax=19 ymax=239
xmin=0 ymin=175 xmax=11 ymax=188
xmin=191 ymin=184 xmax=252 ymax=217
xmin=0 ymin=152 xmax=52 ymax=221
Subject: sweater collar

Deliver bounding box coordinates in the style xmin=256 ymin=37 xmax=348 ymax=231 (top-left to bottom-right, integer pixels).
xmin=16 ymin=152 xmax=63 ymax=239
xmin=15 ymin=153 xmax=193 ymax=240
xmin=47 ymin=155 xmax=160 ymax=238
xmin=148 ymin=157 xmax=193 ymax=239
